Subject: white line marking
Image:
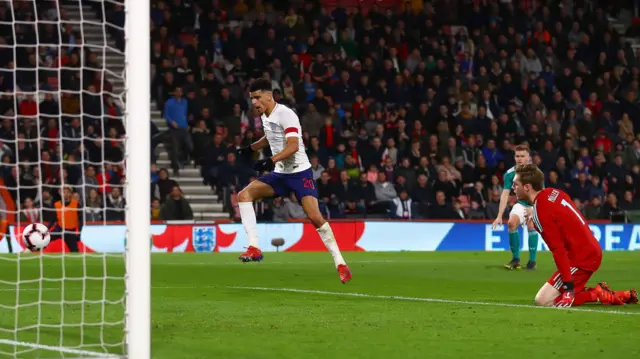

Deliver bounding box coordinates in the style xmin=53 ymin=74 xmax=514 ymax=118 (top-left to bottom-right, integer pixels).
xmin=3 ymin=284 xmax=636 ymax=317
xmin=163 ymin=259 xmax=415 ymax=266
xmin=0 ymin=339 xmax=120 ymax=358
xmin=161 ymin=259 xmax=490 ymax=266
xmin=228 ymin=286 xmax=640 ymax=316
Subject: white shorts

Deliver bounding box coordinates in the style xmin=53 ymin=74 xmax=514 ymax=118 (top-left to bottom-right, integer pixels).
xmin=509 ymin=203 xmax=529 ymax=228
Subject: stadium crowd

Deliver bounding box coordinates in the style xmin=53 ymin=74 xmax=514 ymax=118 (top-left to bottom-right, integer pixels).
xmin=148 ymin=0 xmax=640 ymax=222
xmin=0 ymin=0 xmax=639 ymax=227
xmin=0 ymin=0 xmax=195 ymax=227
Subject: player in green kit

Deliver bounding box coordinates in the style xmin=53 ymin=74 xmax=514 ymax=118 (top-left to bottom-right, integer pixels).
xmin=492 ymin=145 xmax=540 ymax=270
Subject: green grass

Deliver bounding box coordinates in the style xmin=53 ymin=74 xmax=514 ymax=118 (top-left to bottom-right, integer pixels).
xmin=0 ymin=251 xmax=639 ymax=359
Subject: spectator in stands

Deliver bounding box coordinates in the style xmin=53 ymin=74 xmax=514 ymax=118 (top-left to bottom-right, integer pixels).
xmin=17 ymin=134 xmax=37 ymax=164
xmin=164 ymin=86 xmax=193 ymax=176
xmin=620 ymin=191 xmax=639 ymax=211
xmin=282 ymin=194 xmax=307 ymax=220
xmin=202 ymin=133 xmax=228 ymax=189
xmin=38 ymin=189 xmax=56 ymax=225
xmin=151 ymin=198 xmax=162 ymax=220
xmin=155 ymin=168 xmax=178 ymax=204
xmin=452 ymin=200 xmax=467 ymax=220
xmin=433 ymin=169 xmax=459 ymax=201
xmin=105 ymin=127 xmax=125 ymax=163
xmin=352 ymin=172 xmax=376 ymax=214
xmin=19 ymin=95 xmax=38 ymax=117
xmin=16 ymin=165 xmax=38 ymax=202
xmin=485 ymin=190 xmax=506 ymax=220
xmin=391 ymin=190 xmax=417 ymax=219
xmin=5 ymin=0 xmax=640 ymax=224
xmin=468 ymin=201 xmax=487 ymax=220
xmin=271 ymin=197 xmax=290 ymax=223
xmin=602 ymin=192 xmax=625 ymax=222
xmin=84 ymin=189 xmax=103 ymax=222
xmin=571 ymin=172 xmax=592 ymax=202
xmin=373 ymin=172 xmax=396 ymax=213
xmin=150 ymin=164 xmax=159 ymax=184
xmin=19 ymin=197 xmax=39 ymax=224
xmin=105 ymin=187 xmax=125 ymax=221
xmin=160 ymin=186 xmax=194 ymax=221
xmin=428 ymin=191 xmax=459 ymax=220
xmin=63 ymin=118 xmax=83 ymax=155
xmin=77 ymin=166 xmax=99 ymax=202
xmin=309 ymin=156 xmax=325 ymax=181
xmin=191 ymin=119 xmax=211 ymax=166
xmin=218 ymin=152 xmax=251 ymax=200
xmin=334 ymin=170 xmax=358 ymax=213
xmin=483 ymin=138 xmax=505 ymax=166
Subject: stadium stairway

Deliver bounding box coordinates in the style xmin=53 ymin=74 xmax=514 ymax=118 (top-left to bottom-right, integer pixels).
xmin=151 ymin=102 xmax=226 ymax=220
xmin=63 ymin=3 xmax=227 ymax=220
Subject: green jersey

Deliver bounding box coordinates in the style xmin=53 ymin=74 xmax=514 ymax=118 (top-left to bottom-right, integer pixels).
xmin=503 ymin=166 xmax=531 ymax=207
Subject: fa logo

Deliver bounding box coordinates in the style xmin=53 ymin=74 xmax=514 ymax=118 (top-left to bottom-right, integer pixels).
xmin=192 ymin=227 xmax=216 ymax=252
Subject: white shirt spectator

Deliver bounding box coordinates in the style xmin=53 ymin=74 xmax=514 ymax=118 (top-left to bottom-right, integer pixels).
xmin=392 ymin=197 xmax=414 ymax=219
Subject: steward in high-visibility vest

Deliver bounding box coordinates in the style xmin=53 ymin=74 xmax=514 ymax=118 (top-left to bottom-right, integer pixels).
xmin=50 ymin=186 xmax=82 ymax=252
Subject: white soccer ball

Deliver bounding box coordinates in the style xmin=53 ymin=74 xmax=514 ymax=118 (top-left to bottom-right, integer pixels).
xmin=22 ymin=223 xmax=51 ymax=251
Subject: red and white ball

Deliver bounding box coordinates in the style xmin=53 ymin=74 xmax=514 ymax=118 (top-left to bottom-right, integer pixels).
xmin=22 ymin=223 xmax=51 ymax=251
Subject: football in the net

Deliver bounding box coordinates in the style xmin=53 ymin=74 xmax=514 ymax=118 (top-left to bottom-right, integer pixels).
xmin=22 ymin=223 xmax=51 ymax=251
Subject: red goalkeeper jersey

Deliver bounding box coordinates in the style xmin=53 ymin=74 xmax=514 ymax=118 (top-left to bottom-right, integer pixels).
xmin=532 ymin=188 xmax=602 ymax=283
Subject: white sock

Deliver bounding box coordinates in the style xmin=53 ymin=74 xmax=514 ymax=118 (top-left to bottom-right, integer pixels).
xmin=317 ymin=222 xmax=346 ymax=267
xmin=239 ymin=202 xmax=259 ymax=248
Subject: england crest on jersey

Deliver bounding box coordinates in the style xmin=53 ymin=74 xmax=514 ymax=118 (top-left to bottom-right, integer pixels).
xmin=192 ymin=226 xmax=216 ymax=252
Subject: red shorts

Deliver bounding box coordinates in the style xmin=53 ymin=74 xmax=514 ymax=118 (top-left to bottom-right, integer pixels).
xmin=547 ymin=267 xmax=595 ymax=293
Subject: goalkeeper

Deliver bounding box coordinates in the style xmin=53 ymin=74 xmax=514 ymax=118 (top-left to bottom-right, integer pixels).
xmin=49 ymin=186 xmax=82 ymax=252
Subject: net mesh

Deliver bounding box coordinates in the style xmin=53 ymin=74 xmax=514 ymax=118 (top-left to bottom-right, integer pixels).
xmin=0 ymin=0 xmax=128 ymax=357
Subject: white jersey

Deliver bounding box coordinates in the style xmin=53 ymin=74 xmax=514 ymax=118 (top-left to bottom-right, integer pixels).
xmin=262 ymin=103 xmax=311 ymax=174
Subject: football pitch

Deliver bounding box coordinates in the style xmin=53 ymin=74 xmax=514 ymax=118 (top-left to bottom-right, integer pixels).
xmin=0 ymin=251 xmax=639 ymax=359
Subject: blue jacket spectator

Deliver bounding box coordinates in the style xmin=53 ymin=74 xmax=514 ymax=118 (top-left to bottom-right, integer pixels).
xmin=482 ymin=141 xmax=505 ymax=168
xmin=164 ymin=92 xmax=189 ymax=129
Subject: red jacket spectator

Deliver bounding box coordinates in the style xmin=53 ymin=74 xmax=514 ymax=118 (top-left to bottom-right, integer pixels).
xmin=586 ymin=98 xmax=602 ymax=118
xmin=395 ymin=43 xmax=409 ymax=61
xmin=352 ymin=101 xmax=368 ymax=121
xmin=299 ymin=51 xmax=311 ymax=71
xmin=56 ymin=54 xmax=70 ymax=68
xmin=44 ymin=128 xmax=59 ymax=151
xmin=320 ymin=123 xmax=337 ymax=148
xmin=20 ymin=97 xmax=38 ymax=116
xmin=534 ymin=29 xmax=551 ymax=44
xmin=97 ymin=171 xmax=112 ymax=193
xmin=594 ymin=132 xmax=613 ymax=153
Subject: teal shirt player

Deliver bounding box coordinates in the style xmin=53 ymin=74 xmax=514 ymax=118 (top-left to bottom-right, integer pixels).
xmin=503 ymin=166 xmax=531 ymax=207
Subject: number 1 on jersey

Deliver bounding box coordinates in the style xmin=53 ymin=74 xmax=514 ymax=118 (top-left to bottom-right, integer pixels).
xmin=561 ymin=199 xmax=585 ymax=225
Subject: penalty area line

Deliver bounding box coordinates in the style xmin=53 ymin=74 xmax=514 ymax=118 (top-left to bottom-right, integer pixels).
xmin=0 ymin=339 xmax=121 ymax=358
xmin=228 ymin=286 xmax=640 ymax=316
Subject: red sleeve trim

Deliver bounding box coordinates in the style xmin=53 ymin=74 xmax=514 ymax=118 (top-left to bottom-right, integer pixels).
xmin=284 ymin=127 xmax=298 ymax=134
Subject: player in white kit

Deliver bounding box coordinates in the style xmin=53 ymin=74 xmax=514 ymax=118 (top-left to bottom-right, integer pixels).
xmin=235 ymin=78 xmax=352 ymax=284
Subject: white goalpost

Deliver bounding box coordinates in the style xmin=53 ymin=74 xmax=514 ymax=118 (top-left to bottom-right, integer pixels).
xmin=0 ymin=0 xmax=150 ymax=358
xmin=125 ymin=0 xmax=151 ymax=358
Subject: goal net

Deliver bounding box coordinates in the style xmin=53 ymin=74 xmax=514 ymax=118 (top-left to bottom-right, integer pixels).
xmin=0 ymin=0 xmax=149 ymax=358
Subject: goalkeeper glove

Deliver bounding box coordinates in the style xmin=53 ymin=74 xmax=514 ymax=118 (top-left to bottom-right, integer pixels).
xmin=253 ymin=158 xmax=275 ymax=172
xmin=554 ymin=281 xmax=575 ymax=308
